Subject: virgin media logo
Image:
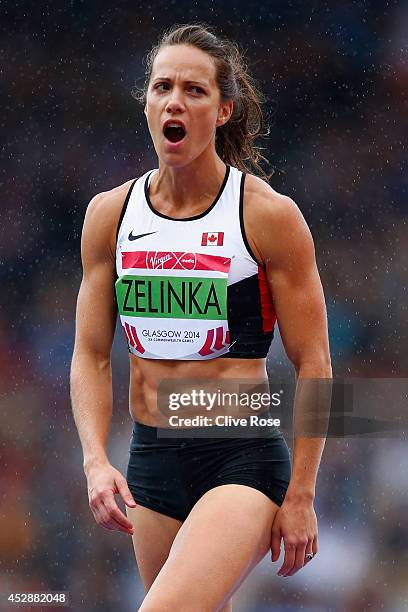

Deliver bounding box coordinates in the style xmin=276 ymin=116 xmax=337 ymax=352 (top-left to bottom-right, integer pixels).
xmin=146 ymin=251 xmax=197 ymax=270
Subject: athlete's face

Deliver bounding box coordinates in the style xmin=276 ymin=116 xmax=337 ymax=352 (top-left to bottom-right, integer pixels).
xmin=144 ymin=44 xmax=233 ymax=165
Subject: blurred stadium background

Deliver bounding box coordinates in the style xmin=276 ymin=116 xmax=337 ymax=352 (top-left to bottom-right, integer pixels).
xmin=1 ymin=1 xmax=407 ymax=610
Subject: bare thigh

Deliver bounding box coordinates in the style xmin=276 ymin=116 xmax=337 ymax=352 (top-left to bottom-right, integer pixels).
xmin=127 ymin=505 xmax=233 ymax=612
xmin=126 ymin=505 xmax=182 ymax=591
xmin=138 ymin=484 xmax=280 ymax=612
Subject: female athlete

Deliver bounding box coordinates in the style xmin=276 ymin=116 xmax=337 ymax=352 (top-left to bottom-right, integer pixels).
xmin=71 ymin=23 xmax=332 ymax=611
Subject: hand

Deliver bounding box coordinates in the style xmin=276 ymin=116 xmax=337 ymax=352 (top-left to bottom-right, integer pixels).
xmin=270 ymin=497 xmax=318 ymax=576
xmin=86 ymin=461 xmax=137 ymax=535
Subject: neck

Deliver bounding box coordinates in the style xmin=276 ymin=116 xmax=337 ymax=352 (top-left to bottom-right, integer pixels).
xmin=150 ymin=150 xmax=227 ymax=214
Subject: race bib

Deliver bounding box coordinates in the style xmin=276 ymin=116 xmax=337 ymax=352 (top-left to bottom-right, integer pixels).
xmin=115 ymin=250 xmax=232 ymax=359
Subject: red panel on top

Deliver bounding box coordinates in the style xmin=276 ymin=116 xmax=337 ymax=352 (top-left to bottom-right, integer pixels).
xmin=257 ymin=266 xmax=276 ymax=333
xmin=122 ymin=251 xmax=231 ymax=273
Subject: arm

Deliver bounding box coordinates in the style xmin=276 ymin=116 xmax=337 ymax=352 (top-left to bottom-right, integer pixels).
xmin=70 ymin=189 xmax=136 ymax=534
xmin=71 ymin=192 xmax=117 ymax=470
xmin=263 ymin=196 xmax=331 ymax=502
xmin=248 ymin=186 xmax=332 ymax=575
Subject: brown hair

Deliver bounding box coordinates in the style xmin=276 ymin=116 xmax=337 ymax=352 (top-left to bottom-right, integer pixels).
xmin=132 ymin=22 xmax=274 ymax=182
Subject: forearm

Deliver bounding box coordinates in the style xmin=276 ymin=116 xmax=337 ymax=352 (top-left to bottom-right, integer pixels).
xmin=285 ymin=437 xmax=326 ymax=501
xmin=70 ymin=350 xmax=113 ymax=474
xmin=285 ymin=362 xmax=332 ymax=501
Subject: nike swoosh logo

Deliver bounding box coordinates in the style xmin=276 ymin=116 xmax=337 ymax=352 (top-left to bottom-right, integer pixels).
xmin=128 ymin=231 xmax=158 ymax=241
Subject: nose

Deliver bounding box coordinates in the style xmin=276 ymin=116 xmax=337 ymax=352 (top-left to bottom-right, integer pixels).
xmin=165 ymin=85 xmax=185 ymax=114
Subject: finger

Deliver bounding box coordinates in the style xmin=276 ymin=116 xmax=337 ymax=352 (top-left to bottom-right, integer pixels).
xmin=277 ymin=542 xmax=296 ymax=576
xmin=101 ymin=511 xmax=131 ymax=534
xmin=102 ymin=496 xmax=134 ymax=532
xmin=270 ymin=528 xmax=281 ymax=562
xmin=312 ymin=535 xmax=319 ymax=555
xmin=92 ymin=503 xmax=116 ymax=531
xmin=101 ymin=521 xmax=116 ymax=531
xmin=89 ymin=499 xmax=105 ymax=524
xmin=304 ymin=537 xmax=315 ymax=565
xmin=91 ymin=493 xmax=133 ymax=534
xmin=115 ymin=475 xmax=137 ymax=508
xmin=304 ymin=547 xmax=314 ymax=564
xmin=286 ymin=541 xmax=308 ymax=576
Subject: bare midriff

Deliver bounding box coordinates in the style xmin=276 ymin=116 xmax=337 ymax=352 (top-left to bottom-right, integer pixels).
xmin=128 ymin=354 xmax=270 ymax=427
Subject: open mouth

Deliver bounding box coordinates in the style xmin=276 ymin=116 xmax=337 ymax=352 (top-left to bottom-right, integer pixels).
xmin=163 ymin=125 xmax=186 ymax=143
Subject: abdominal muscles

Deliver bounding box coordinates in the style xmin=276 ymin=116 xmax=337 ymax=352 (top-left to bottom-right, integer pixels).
xmin=128 ymin=354 xmax=269 ymax=427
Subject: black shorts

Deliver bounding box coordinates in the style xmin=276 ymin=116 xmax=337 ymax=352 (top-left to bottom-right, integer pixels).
xmin=126 ymin=421 xmax=292 ymax=521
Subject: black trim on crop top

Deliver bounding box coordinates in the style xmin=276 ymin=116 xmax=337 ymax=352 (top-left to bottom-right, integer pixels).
xmin=115 ymin=178 xmax=138 ymax=280
xmin=238 ymin=172 xmax=265 ymax=269
xmin=144 ymin=164 xmax=230 ymax=221
xmin=115 ymin=178 xmax=138 ymax=247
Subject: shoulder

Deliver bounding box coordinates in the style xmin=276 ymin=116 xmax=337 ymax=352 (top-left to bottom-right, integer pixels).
xmin=82 ymin=178 xmax=137 ymax=261
xmin=243 ymin=172 xmax=301 ymax=224
xmin=86 ymin=177 xmax=136 ymax=224
xmin=242 ymin=172 xmax=314 ymax=266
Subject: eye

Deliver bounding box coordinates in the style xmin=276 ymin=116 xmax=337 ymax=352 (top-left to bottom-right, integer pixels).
xmin=154 ymin=82 xmax=169 ymax=92
xmin=190 ymin=86 xmax=204 ymax=94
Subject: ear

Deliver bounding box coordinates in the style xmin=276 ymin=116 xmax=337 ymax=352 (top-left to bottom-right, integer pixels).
xmin=216 ymin=99 xmax=233 ymax=128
